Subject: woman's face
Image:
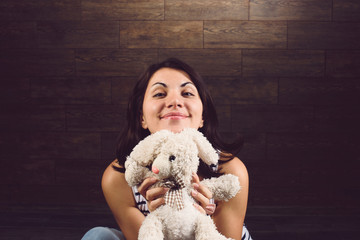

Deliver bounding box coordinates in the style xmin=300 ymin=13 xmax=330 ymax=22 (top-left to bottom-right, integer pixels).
xmin=141 ymin=67 xmax=204 ymax=134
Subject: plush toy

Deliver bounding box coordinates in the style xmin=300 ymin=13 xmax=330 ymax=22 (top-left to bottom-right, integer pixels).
xmin=124 ymin=128 xmax=241 ymax=240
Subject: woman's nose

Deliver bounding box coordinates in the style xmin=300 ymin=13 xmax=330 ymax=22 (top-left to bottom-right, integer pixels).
xmin=166 ymin=93 xmax=183 ymax=108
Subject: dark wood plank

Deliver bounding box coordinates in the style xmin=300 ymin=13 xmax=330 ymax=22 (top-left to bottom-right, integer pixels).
xmin=37 ymin=21 xmax=119 ymax=48
xmin=279 ymin=77 xmax=360 ymax=105
xmin=0 ymin=49 xmax=75 ymax=77
xmin=1 ymin=159 xmax=55 ymax=185
xmin=237 ymin=133 xmax=266 ymax=162
xmin=214 ymin=105 xmax=232 ymax=132
xmin=0 ymin=0 xmax=81 ymax=21
xmin=82 ymin=0 xmax=164 ymax=20
xmin=249 ymin=0 xmax=332 ymax=20
xmin=75 ymin=49 xmax=158 ymax=76
xmin=2 ymin=185 xmax=105 ymax=205
xmin=165 ymin=0 xmax=248 ymax=20
xmin=1 ymin=105 xmax=66 ymax=131
xmin=56 ymin=159 xmax=108 ymax=185
xmin=231 ymin=105 xmax=314 ymax=133
xmin=159 ymin=49 xmax=242 ymax=76
xmin=101 ymin=132 xmax=119 ymax=161
xmin=111 ymin=77 xmax=138 ymax=104
xmin=326 ymin=51 xmax=360 ymax=78
xmin=314 ymin=106 xmax=360 ymax=133
xmin=204 ymin=21 xmax=287 ymax=48
xmin=0 ymin=132 xmax=101 ymax=160
xmin=243 ymin=50 xmax=325 ymax=77
xmin=66 ymin=105 xmax=124 ymax=132
xmin=30 ymin=77 xmax=111 ymax=104
xmin=120 ymin=21 xmax=203 ymax=48
xmin=288 ymin=22 xmax=360 ymax=49
xmin=267 ymin=133 xmax=358 ymax=162
xmin=0 ymin=22 xmax=37 ymax=48
xmin=0 ymin=78 xmax=30 ymax=104
xmin=206 ymin=76 xmax=278 ymax=104
xmin=333 ymin=0 xmax=360 ymax=21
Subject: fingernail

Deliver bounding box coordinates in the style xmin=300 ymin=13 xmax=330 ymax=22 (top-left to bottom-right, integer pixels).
xmin=193 ymin=183 xmax=199 ymax=189
xmin=192 ymin=189 xmax=198 ymax=196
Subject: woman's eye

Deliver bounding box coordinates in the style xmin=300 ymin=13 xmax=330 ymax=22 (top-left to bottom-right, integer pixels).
xmin=153 ymin=92 xmax=166 ymax=98
xmin=183 ymin=92 xmax=194 ymax=97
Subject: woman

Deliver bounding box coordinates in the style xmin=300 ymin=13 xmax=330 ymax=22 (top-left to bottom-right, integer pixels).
xmin=82 ymin=58 xmax=252 ymax=240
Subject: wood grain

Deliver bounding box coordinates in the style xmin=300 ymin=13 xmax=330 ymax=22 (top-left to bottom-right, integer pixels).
xmin=231 ymin=105 xmax=314 ymax=133
xmin=206 ymin=76 xmax=278 ymax=104
xmin=30 ymin=77 xmax=112 ymax=104
xmin=75 ymin=49 xmax=157 ymax=76
xmin=82 ymin=0 xmax=164 ymax=20
xmin=288 ymin=22 xmax=360 ymax=49
xmin=0 ymin=49 xmax=75 ymax=76
xmin=0 ymin=78 xmax=30 ymax=104
xmin=204 ymin=21 xmax=287 ymax=48
xmin=66 ymin=105 xmax=124 ymax=132
xmin=111 ymin=77 xmax=138 ymax=104
xmin=279 ymin=77 xmax=360 ymax=105
xmin=0 ymin=132 xmax=101 ymax=160
xmin=333 ymin=0 xmax=360 ymax=21
xmin=1 ymin=104 xmax=66 ymax=131
xmin=249 ymin=0 xmax=332 ymax=20
xmin=0 ymin=22 xmax=37 ymax=48
xmin=37 ymin=21 xmax=119 ymax=48
xmin=159 ymin=49 xmax=242 ymax=76
xmin=0 ymin=0 xmax=81 ymax=21
xmin=120 ymin=21 xmax=203 ymax=48
xmin=326 ymin=51 xmax=360 ymax=78
xmin=243 ymin=50 xmax=325 ymax=77
xmin=165 ymin=0 xmax=248 ymax=20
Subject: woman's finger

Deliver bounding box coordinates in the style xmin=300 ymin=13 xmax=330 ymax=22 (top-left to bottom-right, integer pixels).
xmin=193 ymin=203 xmax=206 ymax=215
xmin=145 ymin=187 xmax=169 ymax=202
xmin=148 ymin=197 xmax=166 ymax=212
xmin=137 ymin=177 xmax=157 ymax=198
xmin=191 ymin=188 xmax=210 ymax=207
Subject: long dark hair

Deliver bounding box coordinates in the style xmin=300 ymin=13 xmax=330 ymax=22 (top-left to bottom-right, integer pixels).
xmin=114 ymin=58 xmax=243 ymax=176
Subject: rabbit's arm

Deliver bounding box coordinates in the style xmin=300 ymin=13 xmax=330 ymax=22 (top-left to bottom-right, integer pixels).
xmin=124 ymin=158 xmax=153 ymax=187
xmin=200 ymin=174 xmax=241 ymax=202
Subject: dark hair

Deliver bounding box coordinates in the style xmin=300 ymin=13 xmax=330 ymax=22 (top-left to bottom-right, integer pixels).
xmin=114 ymin=58 xmax=243 ymax=176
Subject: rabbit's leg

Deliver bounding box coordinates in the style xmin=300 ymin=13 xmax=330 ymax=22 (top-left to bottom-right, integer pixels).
xmin=138 ymin=213 xmax=164 ymax=240
xmin=194 ymin=214 xmax=233 ymax=240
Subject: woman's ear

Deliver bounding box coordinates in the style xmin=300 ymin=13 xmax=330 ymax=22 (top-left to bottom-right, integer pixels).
xmin=141 ymin=115 xmax=148 ymax=129
xmin=199 ymin=118 xmax=204 ymax=128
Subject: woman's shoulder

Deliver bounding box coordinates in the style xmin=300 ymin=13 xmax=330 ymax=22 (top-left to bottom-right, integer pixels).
xmin=102 ymin=159 xmax=135 ymax=206
xmin=219 ymin=157 xmax=249 ymax=184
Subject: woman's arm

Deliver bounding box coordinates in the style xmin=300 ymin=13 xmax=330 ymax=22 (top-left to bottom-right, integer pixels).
xmin=101 ymin=160 xmax=145 ymax=240
xmin=212 ymin=157 xmax=249 ymax=240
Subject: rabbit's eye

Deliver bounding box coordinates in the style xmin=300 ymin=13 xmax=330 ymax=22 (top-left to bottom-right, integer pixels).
xmin=169 ymin=155 xmax=176 ymax=162
xmin=145 ymin=163 xmax=152 ymax=170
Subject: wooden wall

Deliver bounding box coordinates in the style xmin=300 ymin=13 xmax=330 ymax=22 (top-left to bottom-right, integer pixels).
xmin=1 ymin=0 xmax=360 ymax=210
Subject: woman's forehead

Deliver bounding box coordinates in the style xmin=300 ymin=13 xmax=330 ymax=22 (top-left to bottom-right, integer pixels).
xmin=149 ymin=67 xmax=192 ymax=85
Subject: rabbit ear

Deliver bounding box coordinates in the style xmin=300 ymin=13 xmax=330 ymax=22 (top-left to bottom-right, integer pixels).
xmin=128 ymin=129 xmax=172 ymax=167
xmin=182 ymin=128 xmax=219 ymax=166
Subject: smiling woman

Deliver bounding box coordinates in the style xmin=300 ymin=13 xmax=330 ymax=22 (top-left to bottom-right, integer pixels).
xmin=82 ymin=58 xmax=252 ymax=240
xmin=141 ymin=67 xmax=204 ymax=134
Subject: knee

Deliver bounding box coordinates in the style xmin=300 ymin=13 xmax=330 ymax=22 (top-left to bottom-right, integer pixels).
xmin=81 ymin=227 xmax=121 ymax=240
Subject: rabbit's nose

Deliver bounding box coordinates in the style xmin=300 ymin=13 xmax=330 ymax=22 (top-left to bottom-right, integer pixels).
xmin=152 ymin=166 xmax=159 ymax=174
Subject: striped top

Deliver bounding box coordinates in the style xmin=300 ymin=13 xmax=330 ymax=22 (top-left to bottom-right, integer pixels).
xmin=131 ymin=186 xmax=252 ymax=240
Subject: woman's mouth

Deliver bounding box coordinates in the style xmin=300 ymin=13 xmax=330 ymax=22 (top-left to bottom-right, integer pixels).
xmin=161 ymin=112 xmax=188 ymax=120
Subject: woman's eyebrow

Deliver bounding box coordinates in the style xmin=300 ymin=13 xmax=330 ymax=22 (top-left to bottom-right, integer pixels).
xmin=151 ymin=82 xmax=167 ymax=88
xmin=180 ymin=82 xmax=194 ymax=87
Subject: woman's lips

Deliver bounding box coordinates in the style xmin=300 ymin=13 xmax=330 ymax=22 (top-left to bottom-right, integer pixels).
xmin=161 ymin=112 xmax=188 ymax=120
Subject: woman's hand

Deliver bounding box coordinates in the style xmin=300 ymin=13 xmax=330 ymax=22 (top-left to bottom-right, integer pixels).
xmin=191 ymin=173 xmax=216 ymax=215
xmin=137 ymin=177 xmax=169 ymax=212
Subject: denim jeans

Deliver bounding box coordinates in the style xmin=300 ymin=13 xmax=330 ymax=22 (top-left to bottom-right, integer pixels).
xmin=81 ymin=227 xmax=126 ymax=240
